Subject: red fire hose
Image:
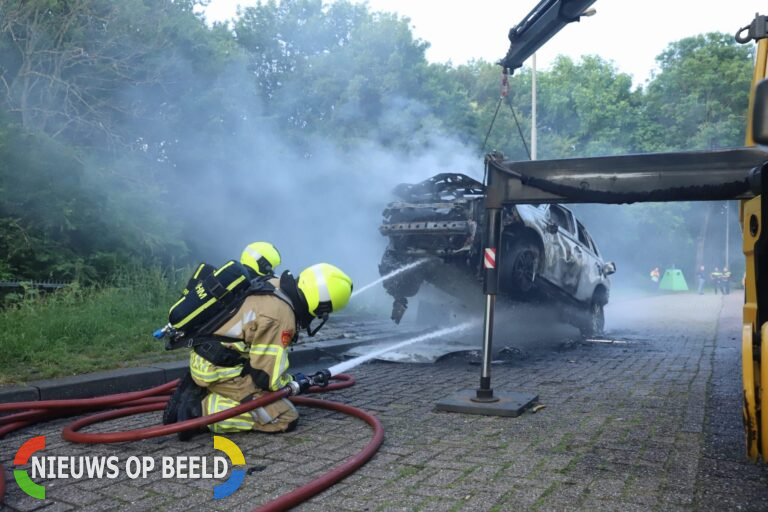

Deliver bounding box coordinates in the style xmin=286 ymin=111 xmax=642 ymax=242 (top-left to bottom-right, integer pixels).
xmin=255 ymin=396 xmax=384 ymax=512
xmin=61 ymin=376 xmax=353 ymax=442
xmin=0 ymin=373 xmax=385 ymax=510
xmin=0 ymin=380 xmax=178 ymax=413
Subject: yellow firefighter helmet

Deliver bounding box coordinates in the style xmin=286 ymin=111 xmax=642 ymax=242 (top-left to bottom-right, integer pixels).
xmin=298 ymin=263 xmax=353 ymax=317
xmin=240 ymin=242 xmax=281 ymax=276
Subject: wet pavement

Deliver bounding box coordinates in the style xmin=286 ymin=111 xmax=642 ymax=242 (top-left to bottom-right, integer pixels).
xmin=2 ymin=292 xmax=768 ymax=511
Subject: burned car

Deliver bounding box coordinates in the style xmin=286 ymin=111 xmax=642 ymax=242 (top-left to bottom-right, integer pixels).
xmin=378 ymin=173 xmax=616 ymax=336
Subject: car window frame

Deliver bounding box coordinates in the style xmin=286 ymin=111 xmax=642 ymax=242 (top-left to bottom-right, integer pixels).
xmin=590 ymin=236 xmax=601 ymax=258
xmin=576 ymin=221 xmax=591 ymax=248
xmin=548 ymin=205 xmax=575 ymax=235
xmin=582 ymin=225 xmax=600 ymax=258
xmin=575 ymin=220 xmax=602 ymax=258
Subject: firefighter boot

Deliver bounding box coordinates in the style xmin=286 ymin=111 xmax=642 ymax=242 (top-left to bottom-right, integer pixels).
xmin=176 ymin=384 xmax=207 ymax=441
xmin=164 ymin=371 xmax=207 ymax=441
xmin=163 ymin=371 xmax=195 ymax=425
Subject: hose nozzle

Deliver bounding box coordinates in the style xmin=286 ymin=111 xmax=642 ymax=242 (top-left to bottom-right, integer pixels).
xmin=309 ymin=369 xmax=332 ymax=387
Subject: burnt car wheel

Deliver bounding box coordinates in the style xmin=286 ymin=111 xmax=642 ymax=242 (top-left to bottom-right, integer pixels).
xmin=501 ymin=240 xmax=540 ymax=298
xmin=580 ymin=301 xmax=605 ymax=338
xmin=580 ymin=288 xmax=607 ymax=338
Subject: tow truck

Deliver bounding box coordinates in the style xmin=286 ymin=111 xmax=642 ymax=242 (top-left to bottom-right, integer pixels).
xmin=450 ymin=0 xmax=768 ymax=462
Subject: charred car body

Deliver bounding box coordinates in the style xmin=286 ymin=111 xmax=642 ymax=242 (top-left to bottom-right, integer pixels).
xmin=378 ymin=173 xmax=616 ymax=336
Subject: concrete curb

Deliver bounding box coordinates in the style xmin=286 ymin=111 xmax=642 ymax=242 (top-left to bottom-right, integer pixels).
xmin=0 ymin=340 xmax=369 ymax=404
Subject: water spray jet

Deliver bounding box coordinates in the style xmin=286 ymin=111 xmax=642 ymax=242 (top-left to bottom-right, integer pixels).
xmin=351 ymin=259 xmax=429 ymax=298
xmin=328 ymin=320 xmax=478 ymax=375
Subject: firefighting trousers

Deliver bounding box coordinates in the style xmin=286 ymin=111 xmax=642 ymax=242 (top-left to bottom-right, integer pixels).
xmin=203 ymin=375 xmax=298 ymax=433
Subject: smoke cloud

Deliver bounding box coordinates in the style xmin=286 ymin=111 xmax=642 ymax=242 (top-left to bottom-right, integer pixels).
xmin=146 ymin=62 xmax=481 ymax=293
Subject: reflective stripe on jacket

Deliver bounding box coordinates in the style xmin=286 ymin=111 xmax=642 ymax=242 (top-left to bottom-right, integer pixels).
xmin=190 ymin=351 xmax=244 ymax=384
xmin=250 ymin=343 xmax=292 ymax=391
xmin=190 ymin=280 xmax=297 ymax=392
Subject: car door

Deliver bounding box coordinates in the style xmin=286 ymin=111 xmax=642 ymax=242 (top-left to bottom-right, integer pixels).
xmin=575 ymin=220 xmax=602 ymax=302
xmin=541 ymin=204 xmax=583 ymax=295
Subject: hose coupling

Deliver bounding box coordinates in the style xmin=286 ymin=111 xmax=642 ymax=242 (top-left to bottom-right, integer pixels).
xmin=287 ymin=381 xmax=302 ymax=396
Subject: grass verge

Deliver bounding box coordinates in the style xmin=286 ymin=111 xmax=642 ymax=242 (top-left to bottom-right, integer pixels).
xmin=0 ymin=266 xmax=188 ymax=384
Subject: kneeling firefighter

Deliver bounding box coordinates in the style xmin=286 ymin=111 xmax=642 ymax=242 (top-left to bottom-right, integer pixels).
xmin=160 ymin=253 xmax=353 ymax=436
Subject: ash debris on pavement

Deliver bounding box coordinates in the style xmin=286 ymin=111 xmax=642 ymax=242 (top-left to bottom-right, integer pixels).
xmin=342 ymin=296 xmax=582 ymax=364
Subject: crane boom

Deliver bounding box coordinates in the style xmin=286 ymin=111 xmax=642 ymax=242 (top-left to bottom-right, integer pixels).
xmin=500 ymin=0 xmax=597 ymax=71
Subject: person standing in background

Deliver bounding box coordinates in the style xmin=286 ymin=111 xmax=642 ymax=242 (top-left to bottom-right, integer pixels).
xmin=721 ymin=267 xmax=732 ymax=295
xmin=710 ymin=267 xmax=722 ymax=294
xmin=697 ymin=265 xmax=707 ymax=295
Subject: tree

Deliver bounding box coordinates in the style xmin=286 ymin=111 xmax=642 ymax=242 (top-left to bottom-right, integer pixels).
xmin=234 ymin=0 xmax=475 ymax=152
xmin=454 ymin=56 xmax=641 ymax=161
xmin=531 ymin=55 xmax=641 ymax=158
xmin=0 ymin=0 xmax=220 ymax=279
xmin=0 ymin=0 xmax=223 ymax=150
xmin=640 ymin=32 xmax=753 ymax=152
xmin=0 ymin=0 xmax=756 ymax=285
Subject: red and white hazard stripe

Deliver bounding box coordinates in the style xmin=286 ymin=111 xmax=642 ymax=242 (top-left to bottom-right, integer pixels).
xmin=484 ymin=248 xmax=496 ymax=269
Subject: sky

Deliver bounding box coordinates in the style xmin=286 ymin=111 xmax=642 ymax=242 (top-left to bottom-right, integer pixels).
xmin=202 ymin=0 xmax=765 ymax=85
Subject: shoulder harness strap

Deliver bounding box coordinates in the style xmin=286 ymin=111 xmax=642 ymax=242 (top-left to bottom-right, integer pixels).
xmin=247 ymin=276 xmax=296 ymax=312
xmin=248 ymin=275 xmax=295 ymax=311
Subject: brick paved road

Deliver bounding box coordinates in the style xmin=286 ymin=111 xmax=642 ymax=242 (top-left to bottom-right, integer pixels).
xmin=2 ymin=293 xmax=768 ymax=511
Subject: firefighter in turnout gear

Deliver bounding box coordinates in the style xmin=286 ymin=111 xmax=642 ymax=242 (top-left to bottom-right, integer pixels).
xmin=711 ymin=267 xmax=723 ymax=294
xmin=721 ymin=266 xmax=732 ymax=295
xmin=164 ymin=262 xmax=353 ymax=436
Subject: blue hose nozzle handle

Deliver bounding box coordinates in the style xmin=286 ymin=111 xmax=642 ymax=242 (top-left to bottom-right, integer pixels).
xmin=153 ymin=328 xmax=165 ymax=339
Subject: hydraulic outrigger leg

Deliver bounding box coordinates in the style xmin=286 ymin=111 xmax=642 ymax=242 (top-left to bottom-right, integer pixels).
xmin=435 ymin=202 xmax=539 ymax=417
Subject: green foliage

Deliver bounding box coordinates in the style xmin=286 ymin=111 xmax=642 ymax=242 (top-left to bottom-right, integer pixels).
xmin=0 ymin=117 xmax=185 ymax=281
xmin=0 ymin=121 xmax=107 ymax=280
xmin=0 ymin=0 xmax=757 ymax=374
xmin=537 ymin=55 xmax=641 ymax=157
xmin=0 ymin=266 xmax=187 ymax=384
xmin=455 ymin=55 xmax=642 ymax=159
xmin=453 ymin=60 xmax=530 ymax=158
xmin=233 ymin=0 xmax=474 ymax=151
xmin=641 ymin=33 xmax=753 ymax=151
